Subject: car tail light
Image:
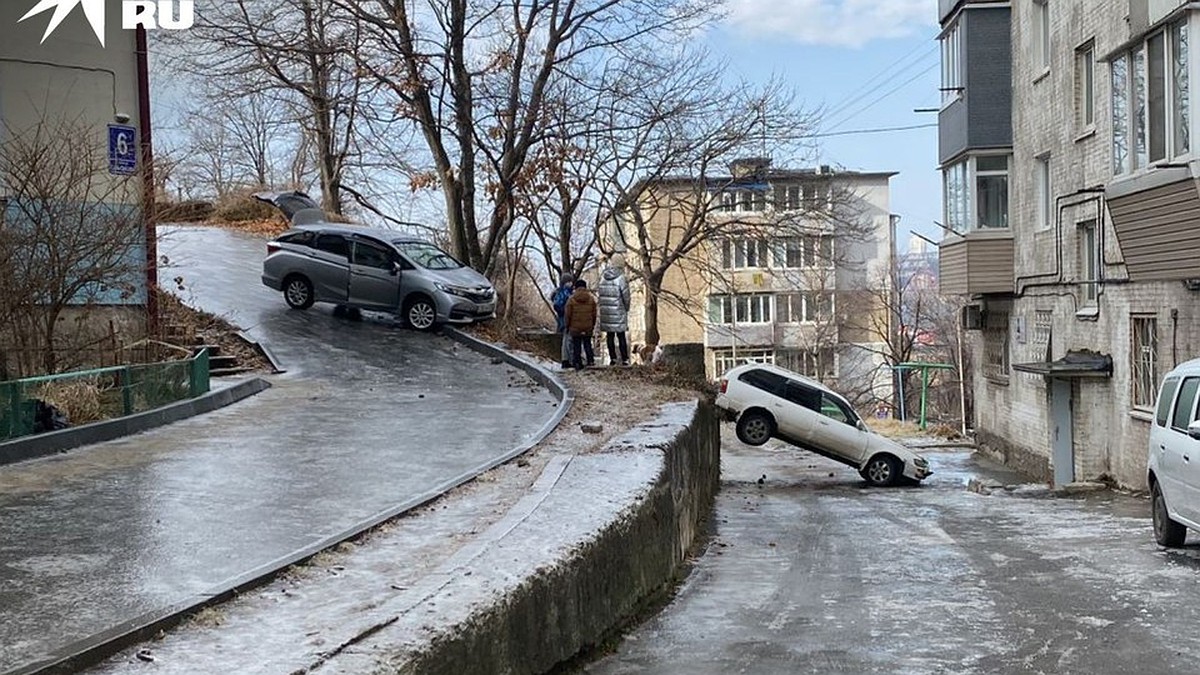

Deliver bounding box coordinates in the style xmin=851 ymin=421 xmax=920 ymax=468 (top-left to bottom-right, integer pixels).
xmin=267 ymin=242 xmax=280 ymax=255
xmin=719 ymin=378 xmax=728 ymax=394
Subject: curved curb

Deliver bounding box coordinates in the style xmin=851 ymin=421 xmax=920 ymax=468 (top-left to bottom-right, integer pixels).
xmin=7 ymin=329 xmax=573 ymax=675
xmin=236 ymin=329 xmax=286 ymax=374
xmin=0 ymin=378 xmax=272 ymax=468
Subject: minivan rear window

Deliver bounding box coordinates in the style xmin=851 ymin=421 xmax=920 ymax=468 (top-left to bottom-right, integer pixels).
xmin=1157 ymin=378 xmax=1180 ymax=427
xmin=1171 ymin=377 xmax=1200 ymax=431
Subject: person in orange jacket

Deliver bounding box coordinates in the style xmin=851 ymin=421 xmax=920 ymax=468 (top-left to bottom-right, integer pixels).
xmin=564 ymin=279 xmax=598 ymax=370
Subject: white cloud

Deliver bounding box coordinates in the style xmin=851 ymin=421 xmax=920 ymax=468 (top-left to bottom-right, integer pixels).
xmin=723 ymin=0 xmax=935 ymax=48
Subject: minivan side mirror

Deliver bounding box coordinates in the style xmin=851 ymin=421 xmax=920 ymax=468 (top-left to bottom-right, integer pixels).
xmin=1188 ymin=421 xmax=1200 ymax=441
xmin=856 ymin=420 xmax=866 ymax=432
xmin=389 ymin=261 xmax=401 ymax=276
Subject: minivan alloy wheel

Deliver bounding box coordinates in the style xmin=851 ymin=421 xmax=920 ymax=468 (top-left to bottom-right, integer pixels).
xmin=1152 ymin=482 xmax=1187 ymax=547
xmin=406 ymin=298 xmax=437 ymax=331
xmin=284 ymin=276 xmax=314 ymax=310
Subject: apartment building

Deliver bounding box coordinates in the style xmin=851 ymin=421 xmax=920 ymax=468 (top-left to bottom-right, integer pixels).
xmin=938 ymin=0 xmax=1200 ymax=488
xmin=613 ymin=159 xmax=897 ymax=403
xmin=0 ymin=0 xmax=157 ymax=374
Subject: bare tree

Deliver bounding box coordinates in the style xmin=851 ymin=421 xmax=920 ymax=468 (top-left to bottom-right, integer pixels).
xmin=170 ymin=0 xmax=369 ymax=215
xmin=0 ymin=117 xmax=149 ymax=376
xmin=331 ymin=0 xmax=718 ymax=274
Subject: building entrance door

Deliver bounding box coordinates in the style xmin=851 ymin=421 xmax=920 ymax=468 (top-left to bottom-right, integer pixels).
xmin=1050 ymin=378 xmax=1075 ymax=487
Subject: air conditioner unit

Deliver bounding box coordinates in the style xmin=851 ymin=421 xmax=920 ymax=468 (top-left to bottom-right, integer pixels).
xmin=962 ymin=304 xmax=984 ymax=330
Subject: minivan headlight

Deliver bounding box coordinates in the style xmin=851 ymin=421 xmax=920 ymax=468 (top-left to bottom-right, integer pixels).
xmin=913 ymin=456 xmax=929 ymax=468
xmin=434 ymin=282 xmax=472 ymax=297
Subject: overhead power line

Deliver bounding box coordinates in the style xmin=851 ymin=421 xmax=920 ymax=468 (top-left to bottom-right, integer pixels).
xmin=825 ymin=61 xmax=940 ymax=132
xmin=803 ymin=122 xmax=938 ymax=138
xmin=824 ymin=44 xmax=939 ymax=123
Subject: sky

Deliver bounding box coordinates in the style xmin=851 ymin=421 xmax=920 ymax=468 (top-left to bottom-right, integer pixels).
xmin=706 ymin=0 xmax=942 ymax=253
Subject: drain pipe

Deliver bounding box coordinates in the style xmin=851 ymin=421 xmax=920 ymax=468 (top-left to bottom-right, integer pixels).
xmin=136 ymin=26 xmax=159 ymax=336
xmin=1015 ymin=186 xmax=1107 ymax=297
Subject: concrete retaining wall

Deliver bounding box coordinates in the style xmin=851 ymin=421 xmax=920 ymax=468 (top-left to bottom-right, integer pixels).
xmin=329 ymin=400 xmax=720 ymax=674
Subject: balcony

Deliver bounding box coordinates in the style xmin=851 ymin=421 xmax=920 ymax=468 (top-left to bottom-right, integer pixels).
xmin=1106 ymin=167 xmax=1200 ymax=282
xmin=938 ymin=230 xmax=1014 ymax=295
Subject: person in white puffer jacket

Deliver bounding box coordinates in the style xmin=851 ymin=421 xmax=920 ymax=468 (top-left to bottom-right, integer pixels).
xmin=596 ymin=254 xmax=631 ymax=366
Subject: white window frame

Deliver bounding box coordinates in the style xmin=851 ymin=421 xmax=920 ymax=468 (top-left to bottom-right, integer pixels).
xmin=1111 ymin=18 xmax=1192 ymax=175
xmin=778 ymin=347 xmax=838 ymax=381
xmin=721 ymin=237 xmax=769 ymax=270
xmin=1077 ymin=41 xmax=1096 ymax=129
xmin=943 ymin=153 xmax=1011 ymax=233
xmin=1036 ymin=154 xmax=1053 ymax=231
xmin=734 ymin=293 xmax=773 ymax=324
xmin=941 ymin=19 xmax=964 ymax=105
xmin=1132 ymin=315 xmax=1159 ymax=410
xmin=1078 ymin=220 xmax=1099 ymax=306
xmin=1033 ymin=0 xmax=1051 ymax=74
xmin=713 ymin=349 xmax=775 ymax=378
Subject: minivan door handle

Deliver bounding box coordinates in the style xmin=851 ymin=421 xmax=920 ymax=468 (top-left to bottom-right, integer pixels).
xmin=1185 ymin=455 xmax=1191 ymax=463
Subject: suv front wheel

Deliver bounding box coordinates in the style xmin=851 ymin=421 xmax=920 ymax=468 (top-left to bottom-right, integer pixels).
xmin=861 ymin=454 xmax=902 ymax=487
xmin=735 ymin=410 xmax=775 ymax=446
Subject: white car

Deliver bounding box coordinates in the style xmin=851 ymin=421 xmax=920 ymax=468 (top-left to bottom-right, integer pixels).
xmin=716 ymin=363 xmax=932 ymax=487
xmin=1147 ymin=357 xmax=1200 ymax=547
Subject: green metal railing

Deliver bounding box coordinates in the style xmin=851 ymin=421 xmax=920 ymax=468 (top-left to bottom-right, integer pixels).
xmin=0 ymin=350 xmax=210 ymax=441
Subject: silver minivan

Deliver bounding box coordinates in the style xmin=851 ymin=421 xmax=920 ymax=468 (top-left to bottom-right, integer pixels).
xmin=256 ymin=192 xmax=496 ymax=331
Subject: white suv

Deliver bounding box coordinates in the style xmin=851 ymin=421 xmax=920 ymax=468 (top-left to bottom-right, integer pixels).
xmin=1147 ymin=358 xmax=1200 ymax=546
xmin=716 ymin=363 xmax=932 ymax=487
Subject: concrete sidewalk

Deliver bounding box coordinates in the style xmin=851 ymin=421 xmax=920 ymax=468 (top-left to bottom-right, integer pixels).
xmin=89 ymin=401 xmax=720 ymax=675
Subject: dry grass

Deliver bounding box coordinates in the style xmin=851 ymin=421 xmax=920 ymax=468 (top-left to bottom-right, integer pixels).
xmin=33 ymin=378 xmax=110 ymax=424
xmin=185 ymin=607 xmax=226 ymax=629
xmin=867 ymin=418 xmax=926 ymax=439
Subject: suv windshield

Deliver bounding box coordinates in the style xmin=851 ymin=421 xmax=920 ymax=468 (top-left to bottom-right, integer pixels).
xmin=394 ymin=240 xmax=463 ymax=270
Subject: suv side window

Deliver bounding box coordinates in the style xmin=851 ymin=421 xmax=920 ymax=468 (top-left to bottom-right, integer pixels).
xmin=1170 ymin=377 xmax=1200 ymax=432
xmin=352 ymin=240 xmax=395 ymax=270
xmin=739 ymin=369 xmax=787 ymax=397
xmin=314 ymin=234 xmax=350 ymax=259
xmin=820 ymin=393 xmax=855 ymax=425
xmin=1157 ymin=378 xmax=1180 ymax=427
xmin=783 ymin=380 xmax=821 ymax=411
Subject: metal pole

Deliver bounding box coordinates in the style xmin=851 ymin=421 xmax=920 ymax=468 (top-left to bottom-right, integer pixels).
xmin=897 ymin=367 xmax=907 ymax=422
xmin=920 ymin=366 xmax=930 ymax=430
xmin=957 ymin=318 xmax=968 ymax=436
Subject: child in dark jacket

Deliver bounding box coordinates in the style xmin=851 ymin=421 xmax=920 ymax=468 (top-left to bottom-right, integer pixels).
xmin=551 ymin=272 xmax=575 ymax=368
xmin=564 ymin=279 xmax=598 ymax=369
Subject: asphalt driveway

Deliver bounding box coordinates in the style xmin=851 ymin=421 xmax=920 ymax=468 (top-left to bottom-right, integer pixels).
xmin=0 ymin=226 xmax=559 ymax=673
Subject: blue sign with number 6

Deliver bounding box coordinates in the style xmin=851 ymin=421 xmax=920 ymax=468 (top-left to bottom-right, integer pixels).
xmin=108 ymin=124 xmax=138 ymax=175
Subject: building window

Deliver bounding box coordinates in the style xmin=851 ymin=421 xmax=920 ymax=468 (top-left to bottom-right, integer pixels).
xmin=1132 ymin=315 xmax=1159 ymax=410
xmin=804 ymin=234 xmax=833 ymax=268
xmin=1113 ymin=54 xmax=1130 ymax=173
xmin=941 ymin=20 xmax=963 ymax=104
xmin=983 ymin=310 xmax=1010 ymax=379
xmin=781 ymin=238 xmax=804 ymax=268
xmin=708 ymin=294 xmax=775 ymax=324
xmin=1034 ymin=309 xmax=1053 ymax=345
xmin=721 ymin=238 xmax=769 ymax=269
xmin=778 ymin=348 xmax=837 ymax=381
xmin=776 ymin=292 xmax=834 ymax=324
xmin=713 ymin=348 xmax=775 ymax=377
xmin=710 ymin=294 xmax=774 ymax=324
xmin=1112 ymin=20 xmax=1190 ymax=174
xmin=719 ymin=191 xmax=737 ymax=212
xmin=1033 ymin=0 xmax=1051 ymax=72
xmin=1078 ymin=220 xmax=1099 ymax=305
xmin=774 ymin=184 xmax=800 ymax=211
xmin=1036 ymin=155 xmax=1052 ymax=230
xmin=1077 ymin=42 xmax=1095 ymax=128
xmin=975 ymin=155 xmax=1009 ymax=228
xmin=944 ymin=154 xmax=1011 ymax=232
